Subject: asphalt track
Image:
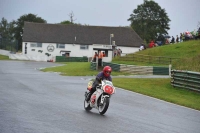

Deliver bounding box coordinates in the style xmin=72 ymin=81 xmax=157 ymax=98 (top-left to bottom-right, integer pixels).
xmin=0 ymin=61 xmax=200 ymax=133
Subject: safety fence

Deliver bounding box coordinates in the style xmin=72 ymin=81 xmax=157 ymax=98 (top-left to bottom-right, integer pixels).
xmin=56 ymin=56 xmax=88 ymax=62
xmin=118 ymin=54 xmax=179 ymax=65
xmin=171 ymin=70 xmax=200 ymax=92
xmin=91 ymin=62 xmax=170 ymax=75
xmin=0 ymin=38 xmax=18 ymax=52
xmin=90 ymin=62 xmax=97 ymax=70
xmin=0 ymin=49 xmax=10 ymax=56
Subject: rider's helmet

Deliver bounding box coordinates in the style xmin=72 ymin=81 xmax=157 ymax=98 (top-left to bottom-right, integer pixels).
xmin=103 ymin=66 xmax=112 ymax=77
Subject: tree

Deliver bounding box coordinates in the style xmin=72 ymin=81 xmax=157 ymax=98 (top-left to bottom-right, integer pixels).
xmin=60 ymin=20 xmax=73 ymax=24
xmin=68 ymin=11 xmax=76 ymax=24
xmin=0 ymin=17 xmax=16 ymax=41
xmin=0 ymin=18 xmax=16 ymax=50
xmin=14 ymin=13 xmax=47 ymax=50
xmin=128 ymin=0 xmax=171 ymax=43
xmin=60 ymin=11 xmax=76 ymax=25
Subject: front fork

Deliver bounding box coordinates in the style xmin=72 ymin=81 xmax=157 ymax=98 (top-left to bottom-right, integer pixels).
xmin=100 ymin=94 xmax=110 ymax=105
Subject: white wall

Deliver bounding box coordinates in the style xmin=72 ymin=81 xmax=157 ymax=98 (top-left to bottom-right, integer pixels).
xmin=0 ymin=49 xmax=10 ymax=56
xmin=22 ymin=42 xmax=139 ymax=61
xmin=116 ymin=46 xmax=139 ymax=55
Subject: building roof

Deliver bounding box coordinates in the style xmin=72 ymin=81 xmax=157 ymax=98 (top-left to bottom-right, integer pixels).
xmin=23 ymin=22 xmax=143 ymax=47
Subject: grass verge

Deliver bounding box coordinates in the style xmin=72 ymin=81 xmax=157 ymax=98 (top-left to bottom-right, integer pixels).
xmin=41 ymin=62 xmax=129 ymax=76
xmin=0 ymin=54 xmax=9 ymax=60
xmin=42 ymin=62 xmax=200 ymax=110
xmin=112 ymin=40 xmax=200 ymax=72
xmin=113 ymin=78 xmax=200 ymax=110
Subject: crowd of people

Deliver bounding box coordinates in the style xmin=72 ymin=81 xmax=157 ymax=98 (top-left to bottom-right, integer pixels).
xmin=167 ymin=27 xmax=200 ymax=44
xmin=92 ymin=48 xmax=122 ymax=65
xmin=114 ymin=48 xmax=122 ymax=57
xmin=138 ymin=27 xmax=200 ymax=50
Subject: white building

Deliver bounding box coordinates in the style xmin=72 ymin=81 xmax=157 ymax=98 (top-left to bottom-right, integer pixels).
xmin=21 ymin=22 xmax=143 ymax=62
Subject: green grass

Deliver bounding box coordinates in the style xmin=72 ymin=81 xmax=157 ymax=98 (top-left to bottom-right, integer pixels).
xmin=38 ymin=40 xmax=200 ymax=110
xmin=42 ymin=62 xmax=129 ymax=76
xmin=136 ymin=40 xmax=200 ymax=58
xmin=113 ymin=78 xmax=200 ymax=110
xmin=0 ymin=54 xmax=9 ymax=60
xmin=42 ymin=62 xmax=200 ymax=110
xmin=113 ymin=40 xmax=200 ymax=72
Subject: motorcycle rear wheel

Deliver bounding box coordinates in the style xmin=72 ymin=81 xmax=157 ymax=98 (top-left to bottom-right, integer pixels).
xmin=98 ymin=97 xmax=110 ymax=115
xmin=84 ymin=100 xmax=92 ymax=111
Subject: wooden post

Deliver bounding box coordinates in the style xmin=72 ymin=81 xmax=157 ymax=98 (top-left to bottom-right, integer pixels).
xmin=169 ymin=64 xmax=172 ymax=77
xmin=96 ymin=57 xmax=98 ymax=70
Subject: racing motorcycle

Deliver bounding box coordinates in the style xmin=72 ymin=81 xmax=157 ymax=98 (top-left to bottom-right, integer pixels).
xmin=84 ymin=79 xmax=116 ymax=115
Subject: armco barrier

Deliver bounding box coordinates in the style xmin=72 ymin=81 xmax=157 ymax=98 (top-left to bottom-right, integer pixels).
xmin=56 ymin=56 xmax=88 ymax=62
xmin=90 ymin=62 xmax=170 ymax=75
xmin=103 ymin=62 xmax=120 ymax=71
xmin=153 ymin=67 xmax=169 ymax=75
xmin=90 ymin=62 xmax=96 ymax=70
xmin=171 ymin=70 xmax=200 ymax=92
xmin=120 ymin=64 xmax=153 ymax=75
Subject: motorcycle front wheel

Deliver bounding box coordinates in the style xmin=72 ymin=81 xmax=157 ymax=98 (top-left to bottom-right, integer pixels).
xmin=84 ymin=100 xmax=92 ymax=111
xmin=98 ymin=97 xmax=110 ymax=115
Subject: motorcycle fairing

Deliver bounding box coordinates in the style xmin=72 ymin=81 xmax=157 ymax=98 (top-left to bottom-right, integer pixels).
xmin=90 ymin=88 xmax=103 ymax=109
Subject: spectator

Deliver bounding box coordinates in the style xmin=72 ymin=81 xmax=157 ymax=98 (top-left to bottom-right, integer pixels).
xmin=191 ymin=29 xmax=197 ymax=39
xmin=176 ymin=35 xmax=179 ymax=43
xmin=102 ymin=52 xmax=106 ymax=57
xmin=195 ymin=27 xmax=200 ymax=40
xmin=139 ymin=44 xmax=144 ymax=51
xmin=92 ymin=52 xmax=98 ymax=62
xmin=180 ymin=33 xmax=183 ymax=42
xmin=170 ymin=36 xmax=175 ymax=43
xmin=185 ymin=31 xmax=191 ymax=40
xmin=149 ymin=40 xmax=156 ymax=48
xmin=114 ymin=49 xmax=117 ymax=57
xmin=98 ymin=51 xmax=103 ymax=66
xmin=165 ymin=38 xmax=170 ymax=44
xmin=119 ymin=48 xmax=122 ymax=54
xmin=182 ymin=32 xmax=185 ymax=41
xmin=117 ymin=48 xmax=122 ymax=56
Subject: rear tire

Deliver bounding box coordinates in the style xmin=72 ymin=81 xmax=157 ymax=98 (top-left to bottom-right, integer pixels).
xmin=98 ymin=97 xmax=110 ymax=115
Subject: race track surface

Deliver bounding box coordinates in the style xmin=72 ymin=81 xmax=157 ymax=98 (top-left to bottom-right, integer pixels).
xmin=0 ymin=61 xmax=199 ymax=133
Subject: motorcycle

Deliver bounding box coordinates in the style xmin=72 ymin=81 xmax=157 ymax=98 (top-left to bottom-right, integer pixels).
xmin=84 ymin=79 xmax=116 ymax=115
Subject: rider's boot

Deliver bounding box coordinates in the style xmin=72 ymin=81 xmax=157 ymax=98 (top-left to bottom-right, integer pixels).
xmin=85 ymin=92 xmax=92 ymax=102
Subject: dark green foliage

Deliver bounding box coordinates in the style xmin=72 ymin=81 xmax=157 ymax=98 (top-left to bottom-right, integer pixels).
xmin=0 ymin=17 xmax=16 ymax=41
xmin=128 ymin=0 xmax=171 ymax=43
xmin=60 ymin=20 xmax=73 ymax=24
xmin=14 ymin=13 xmax=47 ymax=50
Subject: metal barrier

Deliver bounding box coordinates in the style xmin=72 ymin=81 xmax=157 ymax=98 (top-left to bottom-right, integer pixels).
xmin=90 ymin=62 xmax=170 ymax=75
xmin=90 ymin=62 xmax=96 ymax=70
xmin=171 ymin=70 xmax=200 ymax=92
xmin=103 ymin=62 xmax=120 ymax=71
xmin=56 ymin=56 xmax=88 ymax=62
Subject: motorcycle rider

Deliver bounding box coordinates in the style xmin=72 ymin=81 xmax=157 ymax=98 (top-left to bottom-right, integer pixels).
xmin=86 ymin=66 xmax=112 ymax=102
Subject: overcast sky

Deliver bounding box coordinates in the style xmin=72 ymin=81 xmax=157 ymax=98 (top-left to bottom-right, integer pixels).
xmin=0 ymin=0 xmax=200 ymax=37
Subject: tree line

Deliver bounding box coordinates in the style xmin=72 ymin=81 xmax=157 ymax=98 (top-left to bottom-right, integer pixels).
xmin=0 ymin=0 xmax=171 ymax=50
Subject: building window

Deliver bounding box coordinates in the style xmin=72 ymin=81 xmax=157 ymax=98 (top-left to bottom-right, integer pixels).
xmin=30 ymin=43 xmax=42 ymax=47
xmin=56 ymin=44 xmax=65 ymax=49
xmin=80 ymin=45 xmax=89 ymax=50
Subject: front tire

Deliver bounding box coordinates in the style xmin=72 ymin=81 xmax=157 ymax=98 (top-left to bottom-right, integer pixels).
xmin=98 ymin=97 xmax=110 ymax=115
xmin=84 ymin=100 xmax=92 ymax=111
